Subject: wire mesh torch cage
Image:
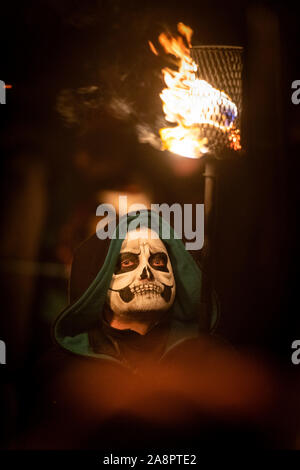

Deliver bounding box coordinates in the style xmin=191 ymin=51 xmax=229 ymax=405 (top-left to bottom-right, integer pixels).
xmin=190 ymin=45 xmax=243 ymax=157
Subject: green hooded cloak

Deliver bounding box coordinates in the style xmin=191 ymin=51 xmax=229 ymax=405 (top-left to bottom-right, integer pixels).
xmin=53 ymin=210 xmax=218 ymax=365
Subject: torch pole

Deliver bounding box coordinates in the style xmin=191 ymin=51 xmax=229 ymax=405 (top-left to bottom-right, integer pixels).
xmin=201 ymin=156 xmax=217 ymax=330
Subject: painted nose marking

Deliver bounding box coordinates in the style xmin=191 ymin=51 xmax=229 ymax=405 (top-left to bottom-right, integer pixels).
xmin=140 ymin=266 xmax=154 ymax=281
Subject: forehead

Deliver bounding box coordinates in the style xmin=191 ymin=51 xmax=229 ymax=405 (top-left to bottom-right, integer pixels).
xmin=120 ymin=228 xmax=167 ymax=253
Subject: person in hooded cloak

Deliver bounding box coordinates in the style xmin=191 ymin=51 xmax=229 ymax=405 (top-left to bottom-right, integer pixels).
xmin=15 ymin=210 xmax=289 ymax=450
xmin=54 ymin=209 xmax=218 ymax=372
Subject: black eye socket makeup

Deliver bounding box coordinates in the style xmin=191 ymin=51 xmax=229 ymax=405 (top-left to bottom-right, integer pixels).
xmin=114 ymin=252 xmax=140 ymax=274
xmin=114 ymin=252 xmax=169 ymax=274
xmin=149 ymin=252 xmax=169 ymax=272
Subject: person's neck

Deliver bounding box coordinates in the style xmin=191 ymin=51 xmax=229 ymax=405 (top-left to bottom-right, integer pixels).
xmin=109 ymin=316 xmax=152 ymax=335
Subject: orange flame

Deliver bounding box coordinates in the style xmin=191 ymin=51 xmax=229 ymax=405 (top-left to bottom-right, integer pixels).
xmin=150 ymin=23 xmax=241 ymax=158
xmin=148 ymin=40 xmax=159 ymax=56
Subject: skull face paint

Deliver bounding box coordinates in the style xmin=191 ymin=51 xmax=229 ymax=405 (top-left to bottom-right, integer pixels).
xmin=107 ymin=228 xmax=176 ymax=320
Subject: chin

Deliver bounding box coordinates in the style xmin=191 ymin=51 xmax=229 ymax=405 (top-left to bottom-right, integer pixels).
xmin=127 ymin=297 xmax=168 ymax=313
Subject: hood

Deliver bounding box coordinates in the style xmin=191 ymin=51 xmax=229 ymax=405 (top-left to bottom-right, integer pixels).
xmin=53 ymin=210 xmax=218 ymax=360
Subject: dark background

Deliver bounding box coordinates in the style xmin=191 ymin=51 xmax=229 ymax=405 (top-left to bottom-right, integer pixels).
xmin=0 ymin=0 xmax=299 ymax=449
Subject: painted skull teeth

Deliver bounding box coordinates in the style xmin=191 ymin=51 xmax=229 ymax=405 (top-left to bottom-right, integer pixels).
xmin=130 ymin=282 xmax=163 ymax=295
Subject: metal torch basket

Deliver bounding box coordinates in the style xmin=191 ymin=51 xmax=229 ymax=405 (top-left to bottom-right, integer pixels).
xmin=190 ymin=45 xmax=243 ymax=157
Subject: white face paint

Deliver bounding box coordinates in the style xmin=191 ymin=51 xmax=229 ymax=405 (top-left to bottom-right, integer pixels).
xmin=107 ymin=228 xmax=176 ymax=319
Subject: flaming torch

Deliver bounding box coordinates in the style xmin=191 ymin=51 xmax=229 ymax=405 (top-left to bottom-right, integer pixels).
xmin=149 ymin=24 xmax=243 ymax=328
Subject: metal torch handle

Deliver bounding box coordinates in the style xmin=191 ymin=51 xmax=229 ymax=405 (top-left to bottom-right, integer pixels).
xmin=201 ymin=157 xmax=217 ymax=331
